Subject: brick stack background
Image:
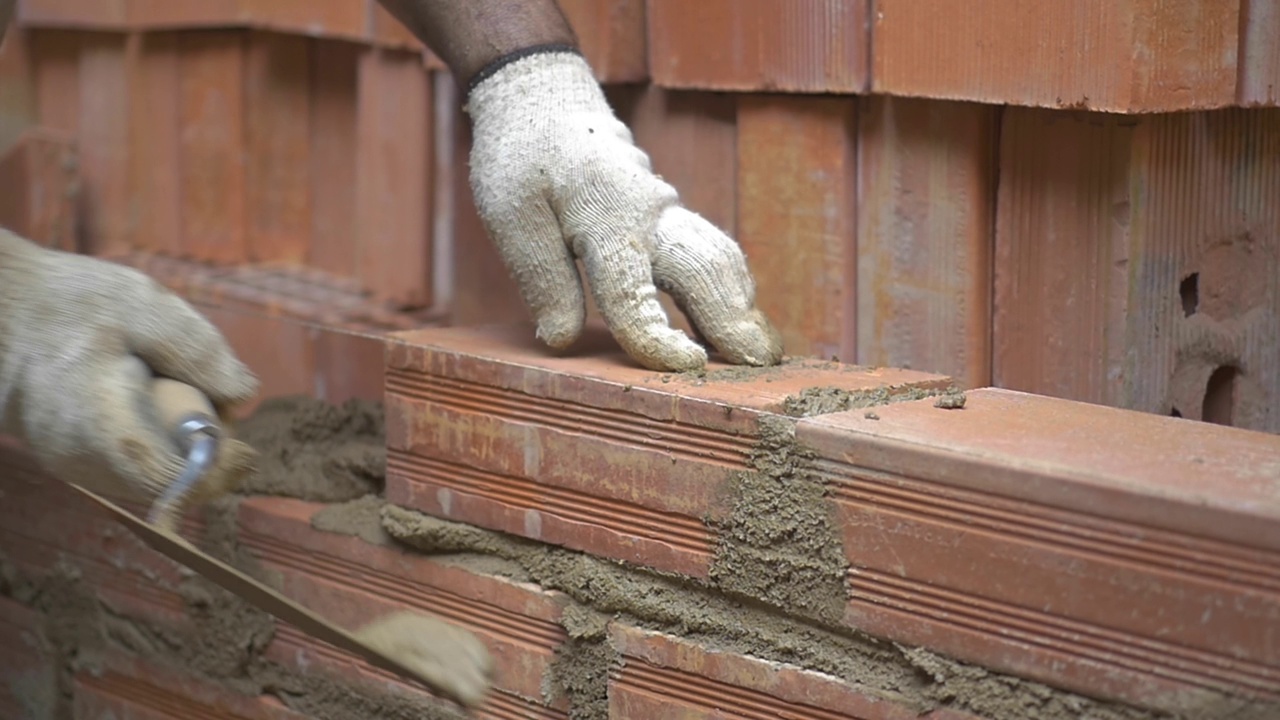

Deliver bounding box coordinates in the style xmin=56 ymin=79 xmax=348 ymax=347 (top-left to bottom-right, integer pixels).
xmin=1 ymin=1 xmax=1279 ymax=719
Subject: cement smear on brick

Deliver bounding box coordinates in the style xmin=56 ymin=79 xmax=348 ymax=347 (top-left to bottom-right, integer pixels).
xmin=781 ymin=383 xmax=957 ymax=418
xmin=549 ymin=604 xmax=619 ymax=720
xmin=312 ymin=493 xmax=393 ymax=546
xmin=235 ymin=395 xmax=386 ymax=502
xmin=705 ymin=414 xmax=849 ymax=626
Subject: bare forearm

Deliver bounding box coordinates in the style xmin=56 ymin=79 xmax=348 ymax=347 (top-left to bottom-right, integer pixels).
xmin=375 ymin=0 xmax=578 ymax=90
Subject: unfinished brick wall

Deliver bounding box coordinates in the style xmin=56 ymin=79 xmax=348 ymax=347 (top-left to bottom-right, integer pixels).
xmin=1 ymin=1 xmax=1279 ymax=718
xmin=3 ymin=0 xmax=1275 ymax=429
xmin=1 ymin=324 xmax=1278 ymax=718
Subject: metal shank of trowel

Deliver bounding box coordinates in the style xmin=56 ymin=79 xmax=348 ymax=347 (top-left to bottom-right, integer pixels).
xmin=146 ymin=377 xmax=223 ymax=525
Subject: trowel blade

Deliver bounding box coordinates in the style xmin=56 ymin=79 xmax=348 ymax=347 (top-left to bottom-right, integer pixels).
xmin=67 ymin=483 xmax=479 ymax=709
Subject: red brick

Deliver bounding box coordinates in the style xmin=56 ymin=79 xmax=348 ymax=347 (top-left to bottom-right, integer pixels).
xmin=0 ymin=27 xmax=36 ymax=151
xmin=559 ymin=0 xmax=647 ymax=83
xmin=29 ymin=29 xmax=81 ymax=135
xmin=440 ymin=73 xmax=526 ymax=328
xmin=736 ymin=95 xmax=858 ymax=360
xmin=608 ymin=623 xmax=979 ymax=720
xmin=177 ymin=30 xmax=248 ymax=263
xmin=127 ymin=32 xmax=182 ymax=255
xmin=74 ymin=652 xmax=305 ymax=720
xmin=871 ymin=0 xmax=1240 ymax=112
xmin=856 ymin=97 xmax=997 ymax=389
xmin=1240 ymin=0 xmax=1280 ymax=106
xmin=0 ymin=598 xmax=56 ymax=720
xmin=244 ymin=30 xmax=311 ymax=265
xmin=307 ymin=38 xmax=360 ymax=279
xmin=0 ymin=128 xmax=79 ymax=251
xmin=382 ymin=324 xmax=950 ymax=578
xmin=647 ymin=0 xmax=868 ymax=93
xmin=367 ymin=2 xmax=426 ymax=55
xmin=798 ymin=387 xmax=1280 ymax=713
xmin=993 ymin=107 xmax=1280 ymax=433
xmin=355 ymin=46 xmax=433 ymax=308
xmin=76 ymin=32 xmax=132 ymax=255
xmin=235 ymin=0 xmax=368 ymax=44
xmin=17 ymin=0 xmax=130 ymax=29
xmin=237 ymin=496 xmax=570 ymax=716
xmin=126 ymin=0 xmax=239 ymax=29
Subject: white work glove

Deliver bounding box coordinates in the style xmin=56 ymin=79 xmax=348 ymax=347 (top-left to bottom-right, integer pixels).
xmin=465 ymin=49 xmax=784 ymax=372
xmin=0 ymin=229 xmax=259 ymax=505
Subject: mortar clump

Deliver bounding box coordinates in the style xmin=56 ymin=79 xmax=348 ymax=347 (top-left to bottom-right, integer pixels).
xmin=234 ymin=395 xmax=386 ymax=502
xmin=706 ymin=414 xmax=850 ymax=627
xmin=782 ymin=383 xmax=952 ymax=418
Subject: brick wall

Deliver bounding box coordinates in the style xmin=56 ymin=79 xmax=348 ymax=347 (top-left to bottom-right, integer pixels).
xmin=1 ymin=0 xmax=1276 ymax=430
xmin=1 ymin=1 xmax=1279 ymax=718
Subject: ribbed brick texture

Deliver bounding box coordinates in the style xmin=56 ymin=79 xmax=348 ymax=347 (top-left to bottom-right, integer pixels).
xmin=238 ymin=497 xmax=572 ymax=718
xmin=647 ymin=0 xmax=868 ymax=93
xmin=799 ymin=387 xmax=1280 ymax=714
xmin=871 ymin=0 xmax=1241 ymax=112
xmin=855 ymin=97 xmax=997 ymax=389
xmin=382 ymin=324 xmax=951 ymax=579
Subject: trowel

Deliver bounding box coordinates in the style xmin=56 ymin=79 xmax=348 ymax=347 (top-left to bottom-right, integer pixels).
xmin=67 ymin=377 xmax=494 ymax=710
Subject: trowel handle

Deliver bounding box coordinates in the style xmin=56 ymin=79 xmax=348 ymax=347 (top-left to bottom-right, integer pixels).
xmin=150 ymin=377 xmax=221 ymax=446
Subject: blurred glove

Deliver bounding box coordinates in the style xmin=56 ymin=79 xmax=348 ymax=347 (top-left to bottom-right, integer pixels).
xmin=0 ymin=229 xmax=259 ymax=505
xmin=465 ymin=49 xmax=784 ymax=372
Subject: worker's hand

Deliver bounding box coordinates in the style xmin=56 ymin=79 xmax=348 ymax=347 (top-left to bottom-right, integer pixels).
xmin=0 ymin=230 xmax=259 ymax=506
xmin=465 ymin=49 xmax=784 ymax=372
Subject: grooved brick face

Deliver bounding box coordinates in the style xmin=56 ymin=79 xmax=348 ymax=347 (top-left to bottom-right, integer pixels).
xmin=648 ymin=0 xmax=868 ymax=93
xmin=74 ymin=653 xmax=306 ymax=720
xmin=237 ymin=497 xmax=572 ymax=716
xmin=799 ymin=387 xmax=1280 ymax=714
xmin=607 ymin=624 xmax=981 ymax=720
xmin=871 ymin=0 xmax=1241 ymax=112
xmin=382 ymin=323 xmax=951 ymax=578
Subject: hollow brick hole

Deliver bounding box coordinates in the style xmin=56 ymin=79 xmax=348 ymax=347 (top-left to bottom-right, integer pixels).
xmin=1179 ymin=273 xmax=1199 ymax=317
xmin=1202 ymin=365 xmax=1240 ymax=427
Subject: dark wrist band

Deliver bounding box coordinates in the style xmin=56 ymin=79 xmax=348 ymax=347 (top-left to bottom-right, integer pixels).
xmin=465 ymin=43 xmax=583 ymax=98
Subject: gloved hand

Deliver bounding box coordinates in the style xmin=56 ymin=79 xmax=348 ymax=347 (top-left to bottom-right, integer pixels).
xmin=465 ymin=49 xmax=785 ymax=372
xmin=0 ymin=229 xmax=259 ymax=506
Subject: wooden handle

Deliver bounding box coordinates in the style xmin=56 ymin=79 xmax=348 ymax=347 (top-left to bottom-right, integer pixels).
xmin=150 ymin=377 xmax=217 ymax=436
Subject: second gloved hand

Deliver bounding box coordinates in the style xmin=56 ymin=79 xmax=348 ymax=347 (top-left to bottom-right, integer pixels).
xmin=0 ymin=230 xmax=259 ymax=506
xmin=465 ymin=49 xmax=784 ymax=372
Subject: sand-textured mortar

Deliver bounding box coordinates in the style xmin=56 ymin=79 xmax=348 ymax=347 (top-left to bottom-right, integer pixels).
xmin=706 ymin=413 xmax=849 ymax=627
xmin=235 ymin=395 xmax=387 ymax=502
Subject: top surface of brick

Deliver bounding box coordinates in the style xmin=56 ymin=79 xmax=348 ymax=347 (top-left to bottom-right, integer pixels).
xmin=802 ymin=387 xmax=1280 ymax=548
xmin=387 ymin=323 xmax=950 ymax=421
